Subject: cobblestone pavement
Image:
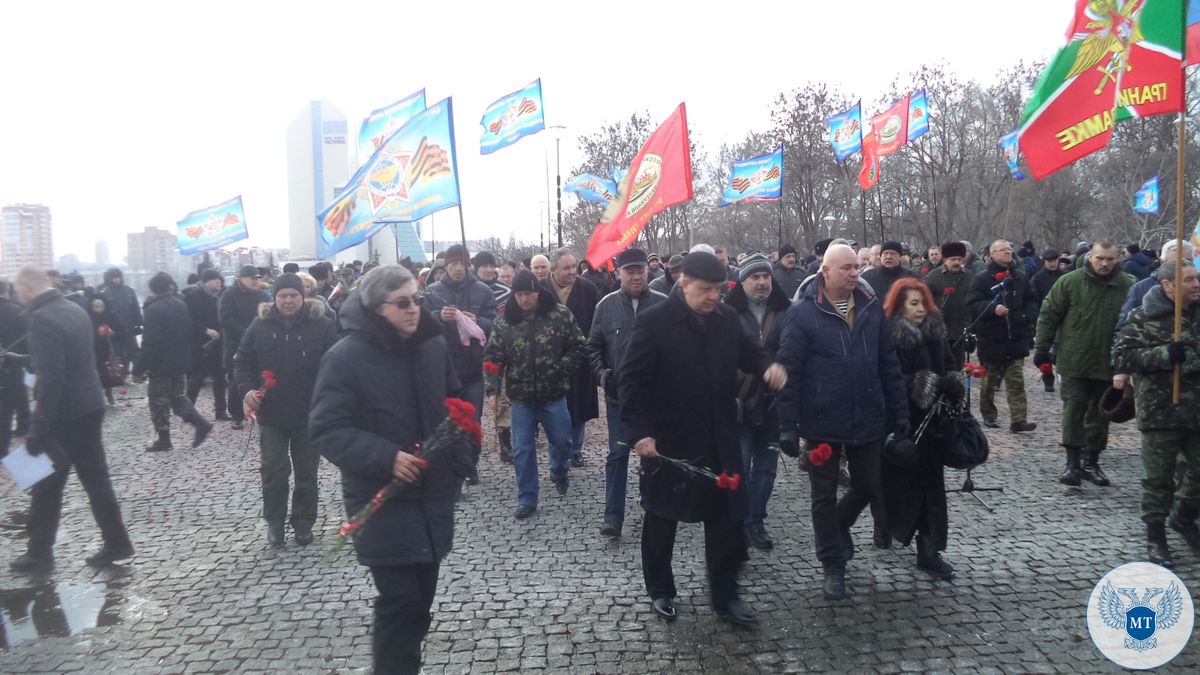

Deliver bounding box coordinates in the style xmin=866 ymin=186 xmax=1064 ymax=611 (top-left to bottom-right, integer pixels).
xmin=0 ymin=363 xmax=1198 ymax=673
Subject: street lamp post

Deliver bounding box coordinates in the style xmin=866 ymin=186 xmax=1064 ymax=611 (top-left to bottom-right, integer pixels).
xmin=548 ymin=125 xmax=566 ymax=248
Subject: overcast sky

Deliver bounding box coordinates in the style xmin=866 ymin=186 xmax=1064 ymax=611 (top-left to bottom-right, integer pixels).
xmin=0 ymin=0 xmax=1066 ymax=264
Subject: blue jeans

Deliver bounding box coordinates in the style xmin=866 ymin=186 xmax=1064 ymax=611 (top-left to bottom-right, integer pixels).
xmin=511 ymin=398 xmax=572 ymax=507
xmin=740 ymin=424 xmax=779 ymax=528
xmin=603 ymin=402 xmax=628 ymax=521
xmin=570 ymin=421 xmax=587 ymax=459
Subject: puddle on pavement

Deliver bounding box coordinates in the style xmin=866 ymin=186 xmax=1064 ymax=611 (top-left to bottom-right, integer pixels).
xmin=0 ymin=581 xmax=145 ymax=650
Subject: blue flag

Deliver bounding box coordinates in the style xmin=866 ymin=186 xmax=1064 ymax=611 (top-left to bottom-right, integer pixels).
xmin=317 ymin=98 xmax=461 ymax=259
xmin=908 ymin=89 xmax=930 ymax=143
xmin=358 ymin=89 xmax=426 ymax=162
xmin=610 ymin=167 xmax=628 ymax=186
xmin=176 ymin=196 xmax=249 ymax=255
xmin=997 ymin=131 xmax=1025 ymax=181
xmin=826 ymin=102 xmax=863 ymax=163
xmin=480 ymin=79 xmax=545 ymax=155
xmin=565 ymin=173 xmax=618 ymax=203
xmin=1134 ymin=177 xmax=1160 ymax=215
xmin=720 ymin=146 xmax=783 ymax=206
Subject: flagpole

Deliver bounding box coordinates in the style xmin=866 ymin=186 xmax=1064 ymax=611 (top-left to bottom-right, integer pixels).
xmin=456 ymin=205 xmax=468 ymax=250
xmin=1002 ymin=180 xmax=1016 ymax=241
xmin=1172 ymin=111 xmax=1186 ymax=404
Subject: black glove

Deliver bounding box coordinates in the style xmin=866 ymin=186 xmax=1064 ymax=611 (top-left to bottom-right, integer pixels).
xmin=1168 ymin=341 xmax=1187 ymax=365
xmin=961 ymin=333 xmax=978 ymax=355
xmin=779 ymin=428 xmax=800 ymax=458
xmin=937 ymin=374 xmax=965 ymax=400
xmin=1032 ymin=348 xmax=1051 ymax=368
xmin=892 ymin=419 xmax=911 ymax=438
xmin=601 ymin=369 xmax=619 ymax=399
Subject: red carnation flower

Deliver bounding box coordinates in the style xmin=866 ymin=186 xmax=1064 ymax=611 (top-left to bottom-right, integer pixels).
xmin=727 ymin=473 xmax=741 ymax=491
xmin=920 ymin=267 xmax=930 ymax=275
xmin=1038 ymin=363 xmax=1053 ymax=375
xmin=943 ymin=287 xmax=955 ymax=296
xmin=994 ymin=271 xmax=1010 ymax=282
xmin=726 ymin=281 xmax=736 ymax=289
xmin=117 ymin=389 xmax=128 ymax=395
xmin=482 ymin=361 xmax=502 ymax=375
xmin=261 ymin=370 xmax=277 ymax=389
xmin=808 ymin=442 xmax=833 ymax=467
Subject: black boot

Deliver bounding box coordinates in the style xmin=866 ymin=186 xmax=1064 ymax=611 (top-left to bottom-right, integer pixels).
xmin=1081 ymin=450 xmax=1111 ymax=486
xmin=873 ymin=522 xmax=892 ymax=549
xmin=1168 ymin=503 xmax=1200 ymax=550
xmin=1058 ymin=447 xmax=1083 ymax=486
xmin=145 ymin=430 xmax=173 ymax=452
xmin=822 ymin=564 xmax=848 ymax=601
xmin=1146 ymin=521 xmax=1173 ymax=567
xmin=183 ymin=410 xmax=213 ymax=448
xmin=267 ymin=522 xmax=285 ymax=548
xmin=498 ymin=429 xmax=513 ymax=464
xmin=916 ymin=535 xmax=955 ymax=580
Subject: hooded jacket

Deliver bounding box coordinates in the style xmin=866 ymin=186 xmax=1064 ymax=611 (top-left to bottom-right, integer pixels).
xmin=98 ymin=268 xmax=142 ymax=333
xmin=1112 ymin=285 xmax=1200 ymax=432
xmin=482 ymin=286 xmax=586 ymax=406
xmin=1123 ymin=250 xmax=1154 ymax=281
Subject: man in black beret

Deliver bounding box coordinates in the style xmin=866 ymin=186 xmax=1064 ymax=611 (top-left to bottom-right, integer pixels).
xmin=619 ymin=252 xmax=787 ymax=626
xmin=861 ymin=240 xmax=918 ymax=302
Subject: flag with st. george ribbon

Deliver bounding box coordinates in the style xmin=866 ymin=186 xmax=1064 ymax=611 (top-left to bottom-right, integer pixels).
xmin=908 ymin=89 xmax=930 ymax=142
xmin=586 ymin=103 xmax=693 ymax=268
xmin=565 ymin=173 xmax=619 ymax=203
xmin=480 ymin=78 xmax=545 ymax=155
xmin=720 ymin=146 xmax=783 ymax=206
xmin=858 ymin=131 xmax=881 ymax=190
xmin=358 ymin=89 xmax=426 ymax=163
xmin=871 ymin=97 xmax=910 ymax=157
xmin=825 ymin=101 xmax=863 ymax=163
xmin=177 ymin=195 xmax=249 ymax=255
xmin=1134 ymin=176 xmax=1161 ymax=213
xmin=1019 ymin=0 xmax=1184 ymax=180
xmin=317 ymin=98 xmax=461 ymax=259
xmin=998 ymin=130 xmax=1026 ymax=180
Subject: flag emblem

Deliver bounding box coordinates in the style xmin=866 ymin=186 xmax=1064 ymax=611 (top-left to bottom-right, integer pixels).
xmin=625 ymin=154 xmax=663 ymax=218
xmin=488 ymin=98 xmax=538 ymax=135
xmin=1065 ymin=0 xmax=1147 ymax=95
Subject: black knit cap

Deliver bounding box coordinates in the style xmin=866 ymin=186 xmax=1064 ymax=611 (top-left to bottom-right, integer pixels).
xmin=272 ymin=273 xmax=305 ymax=298
xmin=472 ymin=251 xmax=497 ymax=268
xmin=814 ymin=238 xmax=834 ymax=256
xmin=882 ymin=240 xmax=904 ymax=254
xmin=201 ymin=268 xmax=222 ymax=283
xmin=778 ymin=244 xmax=797 ymax=259
xmin=511 ymin=269 xmax=540 ymax=293
xmin=681 ymin=251 xmax=727 ymax=283
xmin=444 ymin=244 xmax=470 ymax=265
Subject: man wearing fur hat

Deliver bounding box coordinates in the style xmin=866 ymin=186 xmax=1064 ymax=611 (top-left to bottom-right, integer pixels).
xmin=235 ymin=273 xmax=341 ymax=547
xmin=924 ymin=242 xmax=975 ymax=363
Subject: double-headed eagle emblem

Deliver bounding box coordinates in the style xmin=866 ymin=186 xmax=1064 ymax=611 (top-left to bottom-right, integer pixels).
xmin=1098 ymin=580 xmax=1184 ymax=652
xmin=1066 ymin=0 xmax=1146 ymax=95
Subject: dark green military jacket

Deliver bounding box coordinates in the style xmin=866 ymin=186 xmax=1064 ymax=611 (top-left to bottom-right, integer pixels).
xmin=1111 ymin=285 xmax=1200 ymax=432
xmin=1035 ymin=261 xmax=1134 ymax=380
xmin=483 ymin=288 xmax=586 ymax=406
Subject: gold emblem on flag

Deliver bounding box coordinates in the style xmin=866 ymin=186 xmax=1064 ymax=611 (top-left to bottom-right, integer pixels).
xmin=1065 ymin=0 xmax=1146 ymax=95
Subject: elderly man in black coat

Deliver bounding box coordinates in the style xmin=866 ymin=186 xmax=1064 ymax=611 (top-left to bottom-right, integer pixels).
xmin=0 ymin=278 xmax=30 ymax=455
xmin=544 ymin=248 xmax=601 ymax=467
xmin=182 ymin=268 xmax=228 ymax=419
xmin=311 ymin=265 xmax=472 ymax=674
xmin=10 ymin=266 xmax=134 ymax=572
xmin=219 ymin=265 xmax=268 ymax=429
xmin=619 ymin=252 xmax=787 ymax=627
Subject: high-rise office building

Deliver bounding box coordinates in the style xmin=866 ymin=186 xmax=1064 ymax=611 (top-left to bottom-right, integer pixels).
xmin=287 ymin=99 xmax=353 ymax=259
xmin=127 ymin=226 xmax=182 ymax=275
xmin=95 ymin=240 xmax=110 ymax=266
xmin=0 ymin=204 xmax=53 ymax=278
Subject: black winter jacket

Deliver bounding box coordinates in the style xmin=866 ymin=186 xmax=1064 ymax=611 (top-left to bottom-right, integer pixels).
xmin=965 ymin=261 xmax=1039 ymax=362
xmin=182 ymin=284 xmax=222 ymax=370
xmin=310 ymin=292 xmax=471 ymax=567
xmin=422 ymin=275 xmax=497 ymax=384
xmin=725 ymin=282 xmax=790 ymax=427
xmin=99 ymin=268 xmax=142 ymax=333
xmin=134 ymin=292 xmax=193 ymax=378
xmin=218 ymin=282 xmax=268 ymax=369
xmin=587 ymin=286 xmax=668 ymax=402
xmin=234 ymin=299 xmax=340 ymax=428
xmin=26 ymin=290 xmax=106 ymax=448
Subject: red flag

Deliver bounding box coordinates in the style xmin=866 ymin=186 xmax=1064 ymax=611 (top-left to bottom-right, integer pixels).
xmin=858 ymin=132 xmax=880 ymax=190
xmin=586 ymin=103 xmax=693 ymax=268
xmin=870 ymin=97 xmax=909 ymax=157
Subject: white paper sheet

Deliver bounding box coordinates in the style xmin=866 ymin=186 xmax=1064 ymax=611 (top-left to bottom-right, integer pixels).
xmin=1 ymin=445 xmax=55 ymax=490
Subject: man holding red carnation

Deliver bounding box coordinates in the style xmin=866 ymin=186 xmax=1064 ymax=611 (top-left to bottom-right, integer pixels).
xmin=1034 ymin=241 xmax=1133 ymax=488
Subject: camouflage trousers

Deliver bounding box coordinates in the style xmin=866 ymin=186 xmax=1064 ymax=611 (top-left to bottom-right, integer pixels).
xmin=1059 ymin=376 xmax=1109 ymax=452
xmin=979 ymin=359 xmax=1028 ymax=423
xmin=1140 ymin=430 xmax=1200 ymax=523
xmin=148 ymin=374 xmax=199 ymax=434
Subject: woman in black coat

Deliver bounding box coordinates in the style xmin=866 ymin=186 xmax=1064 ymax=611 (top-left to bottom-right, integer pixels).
xmin=88 ymin=296 xmax=125 ymax=404
xmin=309 ymin=265 xmax=472 ymax=675
xmin=880 ymin=278 xmax=963 ymax=580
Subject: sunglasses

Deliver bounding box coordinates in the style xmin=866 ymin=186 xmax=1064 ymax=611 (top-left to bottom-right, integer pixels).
xmin=382 ymin=296 xmax=421 ymax=310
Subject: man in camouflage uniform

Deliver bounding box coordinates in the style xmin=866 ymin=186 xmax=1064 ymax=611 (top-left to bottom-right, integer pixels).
xmin=1112 ymin=258 xmax=1200 ymax=567
xmin=483 ymin=270 xmax=586 ymax=520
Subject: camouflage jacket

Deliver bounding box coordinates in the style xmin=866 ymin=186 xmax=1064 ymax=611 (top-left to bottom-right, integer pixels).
xmin=483 ymin=289 xmax=586 ymax=405
xmin=1111 ymin=285 xmax=1200 ymax=432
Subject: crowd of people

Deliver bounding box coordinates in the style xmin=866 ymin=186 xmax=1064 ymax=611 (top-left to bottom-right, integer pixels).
xmin=1 ymin=232 xmax=1198 ymax=674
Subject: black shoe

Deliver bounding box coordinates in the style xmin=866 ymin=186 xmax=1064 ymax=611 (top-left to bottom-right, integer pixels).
xmin=514 ymin=505 xmax=537 ymax=520
xmin=231 ymin=420 xmax=245 ymax=430
xmin=822 ymin=570 xmax=848 ymax=601
xmin=144 ymin=433 xmax=173 ymax=452
xmin=746 ymin=524 xmax=774 ymax=551
xmin=873 ymin=523 xmax=892 ymax=549
xmin=465 ymin=464 xmax=480 ymax=486
xmin=500 ymin=447 xmax=513 ymax=464
xmin=1081 ymin=451 xmax=1111 ymax=486
xmin=554 ymin=478 xmax=569 ymax=496
xmin=1009 ymin=420 xmax=1037 ymax=433
xmin=85 ymin=543 xmax=134 ymax=567
xmin=840 ymin=526 xmax=855 ymax=561
xmin=1044 ymin=382 xmax=1055 ymax=393
xmin=1147 ymin=521 xmax=1173 ymax=567
xmin=983 ymin=417 xmax=1000 ymax=429
xmin=715 ymin=598 xmax=759 ymax=628
xmin=10 ymin=553 xmax=53 ymax=573
xmin=498 ymin=429 xmax=513 ymax=464
xmin=1059 ymin=448 xmax=1083 ymax=486
xmin=600 ymin=518 xmax=623 ymax=537
xmin=267 ymin=522 xmax=285 ymax=548
xmin=215 ymin=412 xmax=231 ymax=421
xmin=651 ymin=597 xmax=677 ymax=621
xmin=570 ymin=455 xmax=584 ymax=468
xmin=191 ymin=418 xmax=213 ymax=448
xmin=916 ymin=536 xmax=954 ymax=580
xmin=294 ymin=527 xmax=314 ymax=546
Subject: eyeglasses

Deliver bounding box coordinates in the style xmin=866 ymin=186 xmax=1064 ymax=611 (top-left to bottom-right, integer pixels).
xmin=382 ymin=296 xmax=421 ymax=310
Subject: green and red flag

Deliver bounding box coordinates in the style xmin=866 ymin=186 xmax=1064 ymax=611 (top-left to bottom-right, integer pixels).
xmin=586 ymin=103 xmax=693 ymax=268
xmin=1019 ymin=0 xmax=1185 ymax=180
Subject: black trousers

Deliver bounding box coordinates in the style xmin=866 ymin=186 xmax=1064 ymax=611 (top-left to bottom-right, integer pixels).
xmin=809 ymin=439 xmax=883 ymax=570
xmin=27 ymin=410 xmax=131 ymax=558
xmin=225 ymin=366 xmax=244 ymax=423
xmin=641 ymin=508 xmax=747 ymax=607
xmin=186 ymin=351 xmax=227 ymax=416
xmin=369 ymin=562 xmax=440 ymax=675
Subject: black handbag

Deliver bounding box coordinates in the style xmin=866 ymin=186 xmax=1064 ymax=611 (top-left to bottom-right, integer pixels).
xmin=940 ymin=411 xmax=990 ymax=470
